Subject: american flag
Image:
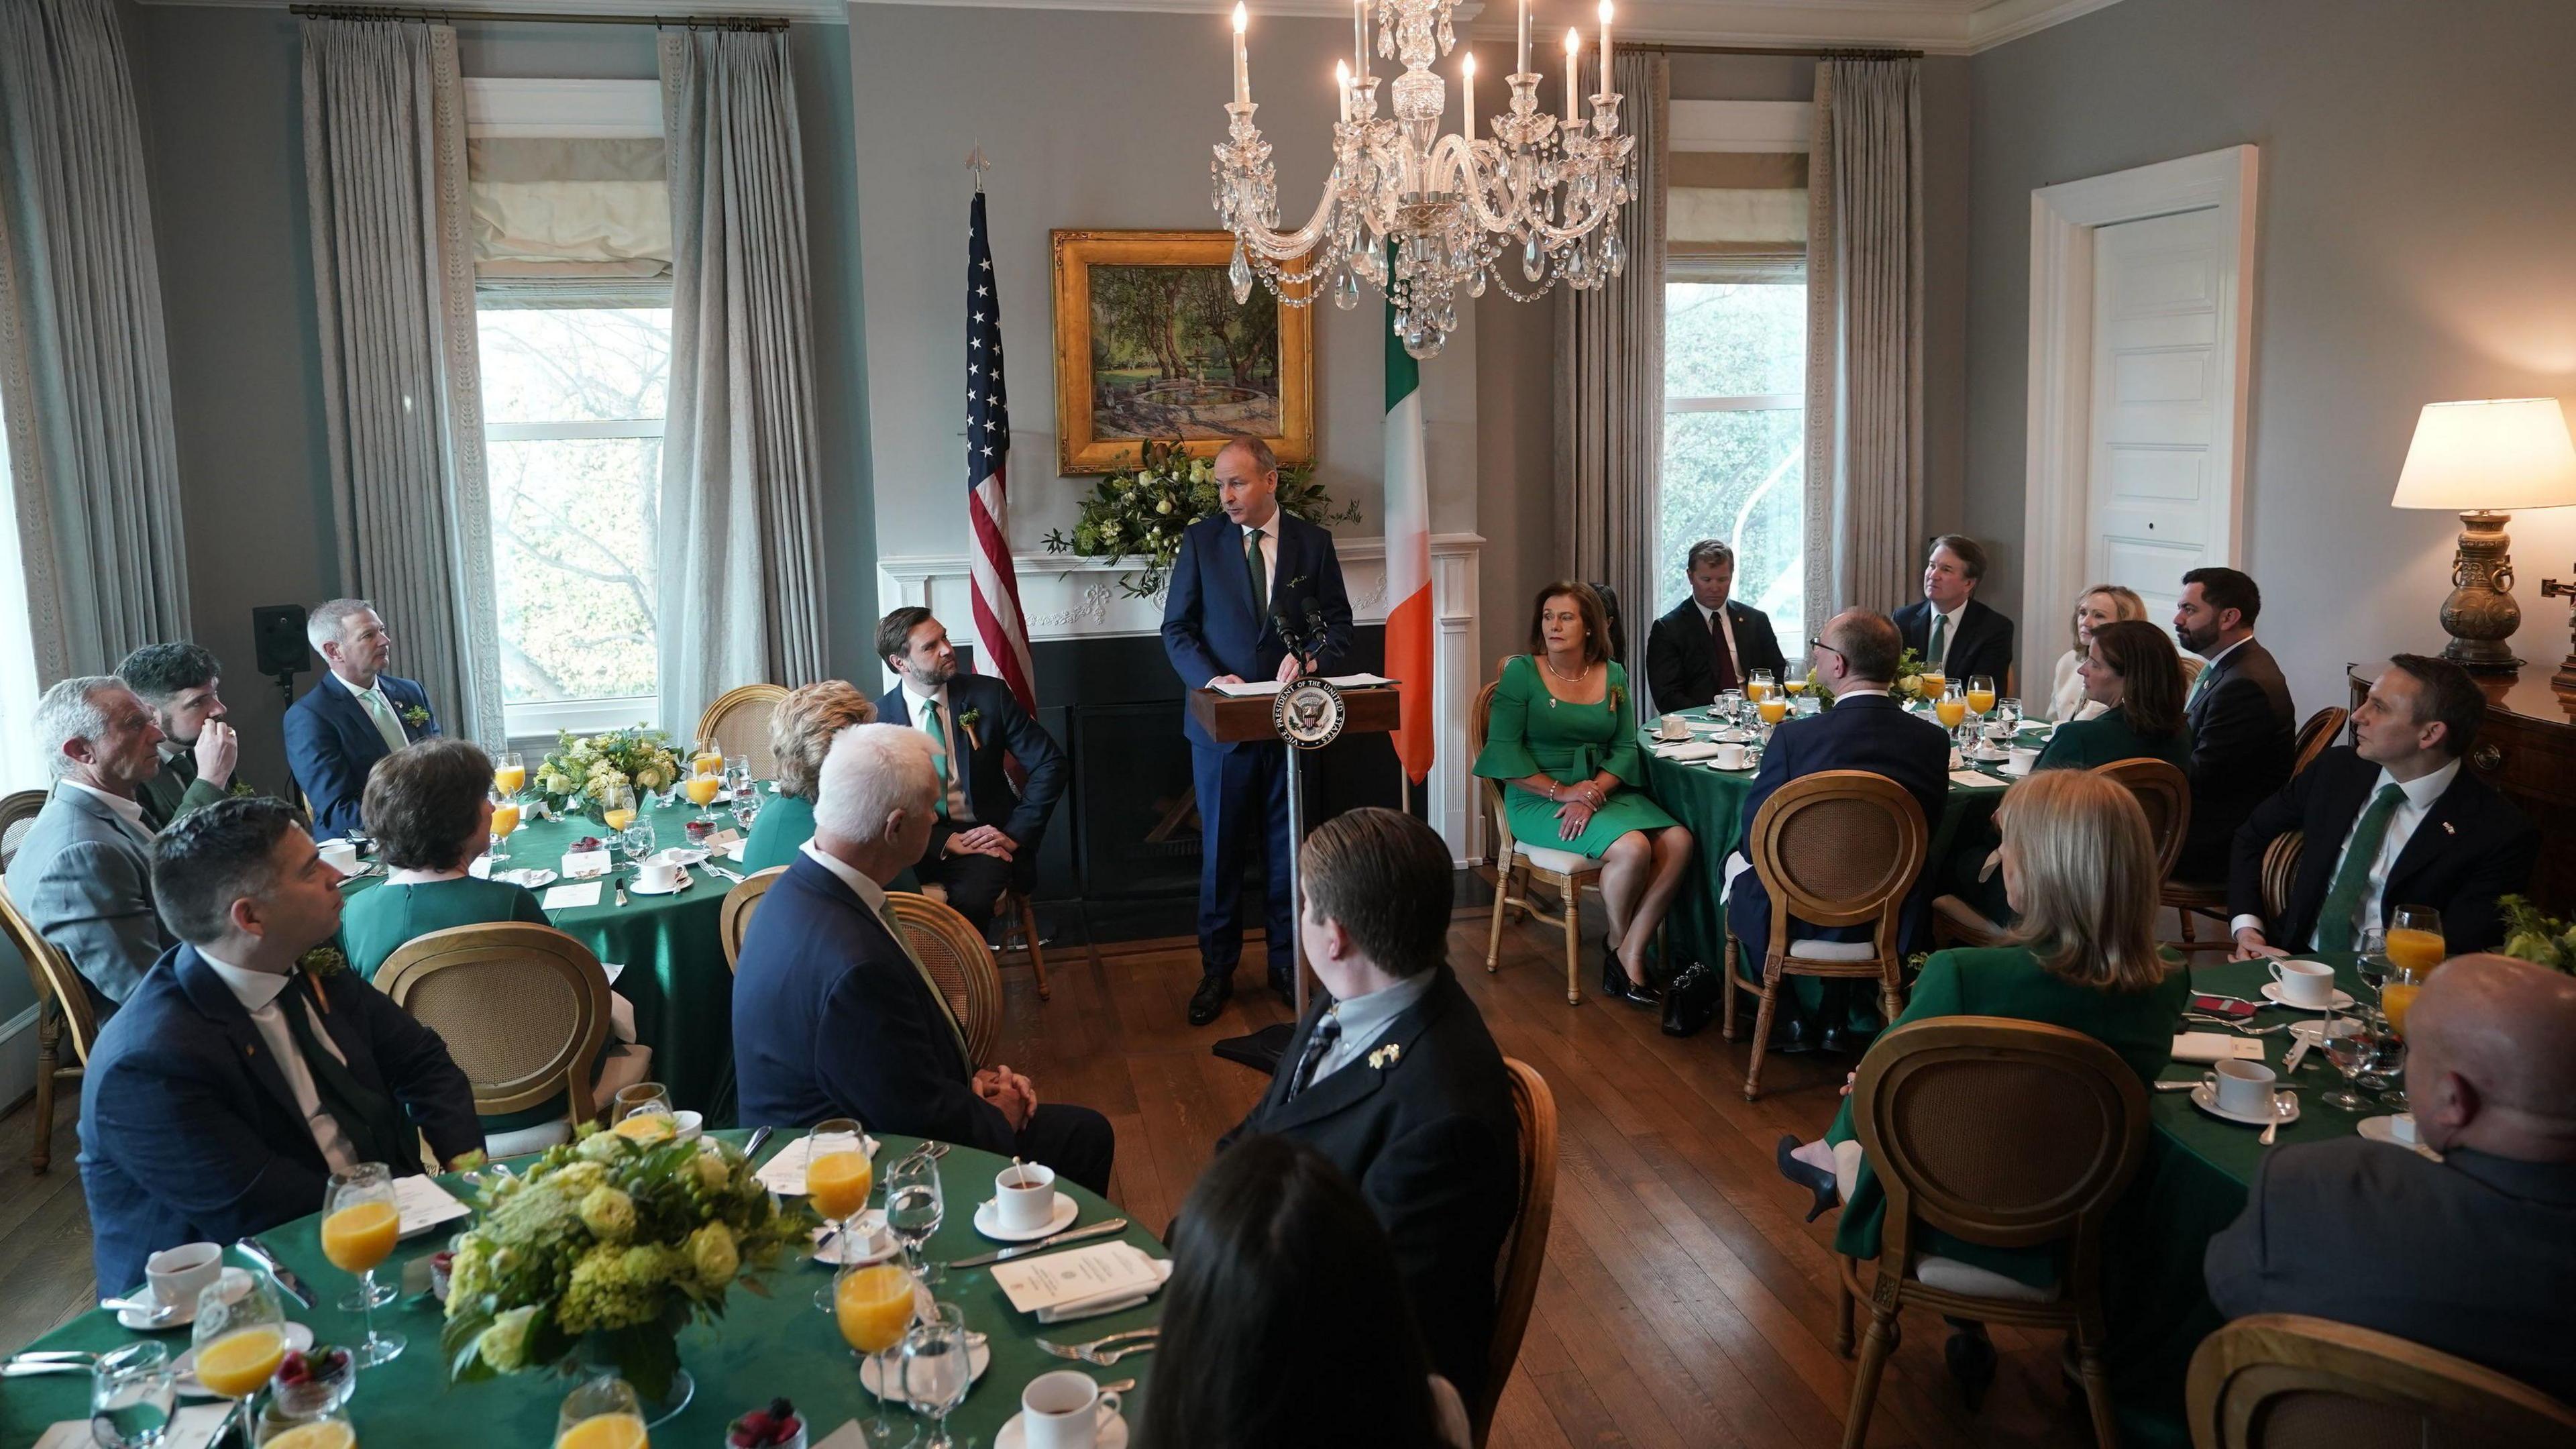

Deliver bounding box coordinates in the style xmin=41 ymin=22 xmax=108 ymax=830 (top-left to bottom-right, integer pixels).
xmin=965 ymin=189 xmax=1036 ymax=714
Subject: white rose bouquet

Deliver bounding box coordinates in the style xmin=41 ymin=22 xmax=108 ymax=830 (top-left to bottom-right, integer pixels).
xmin=531 ymin=727 xmax=684 ymax=816
xmin=1042 ymin=437 xmax=1356 ymax=597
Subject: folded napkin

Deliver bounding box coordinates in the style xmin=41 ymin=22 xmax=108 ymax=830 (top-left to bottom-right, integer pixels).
xmin=2171 ymin=1032 xmax=2263 ymax=1063
xmin=1652 ymin=741 xmax=1724 ymax=761
xmin=1031 ymin=1250 xmax=1175 ymax=1324
xmin=542 ymin=882 xmax=602 ymax=910
xmin=993 ymin=1240 xmax=1171 ymax=1322
xmin=1947 ymin=769 xmax=2005 ymax=790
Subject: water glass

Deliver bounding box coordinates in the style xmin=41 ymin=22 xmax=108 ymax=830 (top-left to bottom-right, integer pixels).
xmin=2318 ymin=1010 xmax=2380 ymax=1112
xmin=884 ymin=1151 xmax=945 ymax=1285
xmin=91 ymin=1342 xmax=178 ymax=1448
xmin=731 ymin=790 xmax=762 ymax=835
xmin=620 ymin=818 xmax=657 ymax=867
xmin=899 ymin=1303 xmax=973 ymax=1449
xmin=2355 ymin=926 xmax=2392 ymax=1026
xmin=1717 ymin=689 xmax=1745 ymax=725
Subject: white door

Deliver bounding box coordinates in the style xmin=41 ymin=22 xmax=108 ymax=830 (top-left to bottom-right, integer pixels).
xmin=2085 ymin=207 xmax=2227 ymax=630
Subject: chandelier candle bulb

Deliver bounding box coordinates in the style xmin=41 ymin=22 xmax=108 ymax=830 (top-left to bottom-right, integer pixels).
xmin=1232 ymin=3 xmax=1250 ymax=106
xmin=1354 ymin=0 xmax=1368 ymax=79
xmin=1460 ymin=50 xmax=1474 ymax=141
xmin=1336 ymin=59 xmax=1351 ymax=121
xmin=1563 ymin=28 xmax=1579 ymax=125
xmin=1598 ymin=0 xmax=1611 ymax=99
xmin=1516 ymin=0 xmax=1528 ymax=76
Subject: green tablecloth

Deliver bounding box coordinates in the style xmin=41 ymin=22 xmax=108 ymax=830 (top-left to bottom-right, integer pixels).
xmin=0 ymin=1131 xmax=1166 ymax=1447
xmin=2103 ymin=951 xmax=2392 ymax=1447
xmin=344 ymin=794 xmax=741 ymax=1120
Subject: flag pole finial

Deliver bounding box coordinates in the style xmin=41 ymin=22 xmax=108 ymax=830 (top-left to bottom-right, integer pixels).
xmin=967 ymin=145 xmax=989 ymax=191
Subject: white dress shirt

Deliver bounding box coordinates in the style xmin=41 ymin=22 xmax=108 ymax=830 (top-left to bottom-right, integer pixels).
xmin=900 ymin=682 xmax=974 ymax=822
xmin=1303 ymin=968 xmax=1437 ymax=1087
xmin=199 ymin=949 xmax=358 ymax=1175
xmin=2231 ymin=760 xmax=2460 ymax=947
xmin=62 ymin=780 xmax=152 ymax=838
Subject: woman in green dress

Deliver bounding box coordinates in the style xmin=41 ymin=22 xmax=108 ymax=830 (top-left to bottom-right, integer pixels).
xmin=1473 ymin=582 xmax=1693 ymax=1007
xmin=741 ymin=680 xmax=877 ymax=873
xmin=1774 ymin=767 xmax=2188 ymax=1405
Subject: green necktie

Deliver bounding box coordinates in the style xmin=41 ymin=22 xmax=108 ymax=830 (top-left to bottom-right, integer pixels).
xmin=875 ymin=900 xmax=975 ymax=1072
xmin=1243 ymin=526 xmax=1267 ymax=611
xmin=2312 ymin=784 xmax=2407 ymax=951
xmin=921 ymin=701 xmax=951 ymax=820
xmin=357 ymin=686 xmax=408 ymax=753
xmin=276 ymin=979 xmax=418 ymax=1170
xmin=1926 ymin=612 xmax=1948 ymax=671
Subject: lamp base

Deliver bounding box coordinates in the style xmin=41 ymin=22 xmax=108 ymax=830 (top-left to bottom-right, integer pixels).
xmin=2540 ymin=573 xmax=2576 ymax=693
xmin=2436 ymin=510 xmax=2523 ymax=675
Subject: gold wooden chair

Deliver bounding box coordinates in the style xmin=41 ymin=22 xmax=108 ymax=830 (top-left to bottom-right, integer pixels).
xmin=1836 ymin=1017 xmax=2149 ymax=1449
xmin=720 ymin=865 xmax=789 ymax=973
xmin=0 ymin=787 xmax=46 ymax=867
xmin=378 ymin=923 xmax=614 ymax=1139
xmin=1473 ymin=1057 xmax=1560 ymax=1447
xmin=885 ymin=891 xmax=1004 ymax=1067
xmin=1934 ymin=757 xmax=2191 ymax=948
xmin=696 ymin=684 xmax=790 ymax=778
xmin=2170 ymin=708 xmax=2343 ymax=951
xmin=1 ymin=880 xmax=97 ymax=1173
xmin=2186 ymin=1313 xmax=2576 ymax=1448
xmin=2291 ymin=705 xmax=2349 ymax=780
xmin=1472 ymin=674 xmax=1605 ymax=1006
xmin=1723 ymin=771 xmax=1929 ymax=1101
xmin=2260 ymin=831 xmax=2302 ymax=923
xmin=918 ymin=879 xmax=1053 ymax=1002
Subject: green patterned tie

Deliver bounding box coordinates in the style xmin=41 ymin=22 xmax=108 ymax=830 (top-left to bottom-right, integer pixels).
xmin=921 ymin=701 xmax=951 ymax=820
xmin=1927 ymin=612 xmax=1948 ymax=672
xmin=2312 ymin=784 xmax=2406 ymax=951
xmin=358 ymin=686 xmax=408 ymax=754
xmin=1243 ymin=527 xmax=1267 ymax=611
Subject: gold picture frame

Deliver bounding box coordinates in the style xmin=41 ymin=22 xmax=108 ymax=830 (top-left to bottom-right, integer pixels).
xmin=1051 ymin=228 xmax=1314 ymax=476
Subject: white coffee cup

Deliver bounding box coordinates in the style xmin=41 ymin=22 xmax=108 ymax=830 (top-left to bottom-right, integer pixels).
xmin=1656 ymin=715 xmax=1690 ymax=741
xmin=1712 ymin=742 xmax=1750 ymax=771
xmin=995 ymin=1162 xmax=1057 ymax=1232
xmin=145 ymin=1242 xmax=222 ymax=1310
xmin=637 ymin=856 xmax=681 ymax=892
xmin=2390 ymin=1112 xmax=2420 ymax=1146
xmin=2269 ymin=958 xmax=2337 ymax=1008
xmin=1020 ymin=1368 xmax=1122 ymax=1449
xmin=2207 ymin=1059 xmax=2277 ymax=1118
xmin=2003 ymin=746 xmax=2040 ymax=776
xmin=316 ymin=839 xmax=360 ymax=875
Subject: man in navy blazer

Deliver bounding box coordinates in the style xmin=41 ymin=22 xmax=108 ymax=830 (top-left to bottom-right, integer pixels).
xmin=284 ymin=598 xmax=441 ymax=838
xmin=873 ymin=608 xmax=1067 ymax=931
xmin=732 ymin=725 xmax=1112 ymax=1191
xmin=1892 ymin=535 xmax=2015 ymax=692
xmin=1725 ymin=609 xmax=1949 ymax=1054
xmin=79 ymin=798 xmax=481 ymax=1295
xmin=1160 ymin=435 xmax=1354 ymax=1026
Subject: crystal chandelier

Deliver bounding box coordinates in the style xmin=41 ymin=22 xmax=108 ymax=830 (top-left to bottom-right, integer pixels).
xmin=1212 ymin=0 xmax=1635 ymax=360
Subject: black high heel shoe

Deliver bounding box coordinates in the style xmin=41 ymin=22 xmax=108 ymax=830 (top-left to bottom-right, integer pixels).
xmin=1774 ymin=1134 xmax=1841 ymax=1222
xmin=1601 ymin=940 xmax=1662 ymax=1008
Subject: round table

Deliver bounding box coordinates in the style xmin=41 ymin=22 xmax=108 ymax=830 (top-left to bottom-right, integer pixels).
xmin=0 ymin=1131 xmax=1167 ymax=1447
xmin=343 ymin=792 xmax=745 ymax=1120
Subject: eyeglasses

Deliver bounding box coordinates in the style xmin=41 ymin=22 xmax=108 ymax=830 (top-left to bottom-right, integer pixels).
xmin=1807 ymin=639 xmax=1846 ymax=662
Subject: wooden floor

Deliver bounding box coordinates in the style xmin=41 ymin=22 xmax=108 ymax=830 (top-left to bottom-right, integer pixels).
xmin=0 ymin=904 xmax=2099 ymax=1446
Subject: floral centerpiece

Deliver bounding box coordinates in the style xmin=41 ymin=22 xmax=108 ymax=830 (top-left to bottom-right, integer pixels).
xmin=2497 ymin=896 xmax=2576 ymax=975
xmin=439 ymin=1124 xmax=810 ymax=1403
xmin=1041 ymin=438 xmax=1358 ymax=597
xmin=1814 ymin=647 xmax=1933 ymax=707
xmin=532 ymin=727 xmax=683 ymax=819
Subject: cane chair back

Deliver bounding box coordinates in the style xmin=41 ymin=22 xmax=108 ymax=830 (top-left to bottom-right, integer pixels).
xmin=2096 ymin=757 xmax=2192 ymax=880
xmin=1 ymin=881 xmax=97 ymax=1172
xmin=2260 ymin=832 xmax=2304 ymax=923
xmin=0 ymin=789 xmax=46 ymax=869
xmin=720 ymin=865 xmax=788 ymax=973
xmin=885 ymin=891 xmax=1004 ymax=1067
xmin=2291 ymin=707 xmax=2349 ymax=780
xmin=378 ymin=923 xmax=612 ymax=1122
xmin=2186 ymin=1313 xmax=2576 ymax=1449
xmin=696 ymin=684 xmax=790 ymax=778
xmin=1475 ymin=1057 xmax=1560 ymax=1445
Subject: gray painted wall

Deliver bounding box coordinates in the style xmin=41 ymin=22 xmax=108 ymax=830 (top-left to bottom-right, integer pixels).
xmin=1968 ymin=0 xmax=2576 ymax=714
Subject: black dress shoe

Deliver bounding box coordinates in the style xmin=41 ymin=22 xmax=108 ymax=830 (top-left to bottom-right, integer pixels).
xmin=1944 ymin=1326 xmax=1998 ymax=1411
xmin=1819 ymin=1024 xmax=1851 ymax=1055
xmin=1187 ymin=973 xmax=1233 ymax=1026
xmin=1770 ymin=1018 xmax=1819 ymax=1055
xmin=1268 ymin=972 xmax=1297 ymax=1008
xmin=1774 ymin=1134 xmax=1841 ymax=1222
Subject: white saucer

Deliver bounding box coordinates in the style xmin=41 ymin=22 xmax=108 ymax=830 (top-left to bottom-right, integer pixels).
xmin=973 ymin=1192 xmax=1079 ymax=1242
xmin=127 ymin=1265 xmax=254 ymax=1331
xmin=493 ymin=867 xmax=558 ymax=889
xmin=175 ymin=1321 xmax=315 ymax=1397
xmin=629 ymin=874 xmax=690 ymax=896
xmin=2357 ymin=1115 xmax=2440 ymax=1159
xmin=809 ymin=1210 xmax=896 ymax=1267
xmin=861 ymin=1336 xmax=994 ymax=1402
xmin=2261 ymin=982 xmax=2355 ymax=1012
xmin=997 ymin=1410 xmax=1128 ymax=1449
xmin=659 ymin=847 xmax=712 ymax=867
xmin=2189 ymin=1081 xmax=2300 ymax=1128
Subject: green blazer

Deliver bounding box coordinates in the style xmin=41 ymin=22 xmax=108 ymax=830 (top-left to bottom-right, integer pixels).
xmin=740 ymin=792 xmax=920 ymax=892
xmin=1826 ymin=946 xmax=2188 ymax=1285
xmin=135 ymin=750 xmax=239 ymax=834
xmin=2035 ymin=704 xmax=2192 ymax=774
xmin=341 ymin=876 xmax=550 ymax=981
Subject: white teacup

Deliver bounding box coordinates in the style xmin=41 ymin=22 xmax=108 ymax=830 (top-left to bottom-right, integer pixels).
xmin=316 ymin=839 xmax=360 ymax=875
xmin=2207 ymin=1059 xmax=2277 ymax=1118
xmin=2269 ymin=958 xmax=2337 ymax=1008
xmin=145 ymin=1242 xmax=222 ymax=1311
xmin=2390 ymin=1112 xmax=2420 ymax=1146
xmin=1021 ymin=1368 xmax=1122 ymax=1449
xmin=1656 ymin=715 xmax=1690 ymax=741
xmin=1712 ymin=742 xmax=1750 ymax=771
xmin=2002 ymin=747 xmax=2041 ymax=776
xmin=995 ymin=1162 xmax=1057 ymax=1233
xmin=636 ymin=856 xmax=681 ymax=892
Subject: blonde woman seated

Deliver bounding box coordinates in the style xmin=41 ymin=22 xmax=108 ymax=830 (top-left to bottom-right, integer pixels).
xmin=340 ymin=739 xmax=649 ymax=1150
xmin=1472 ymin=581 xmax=1693 ymax=1008
xmin=2045 ymin=584 xmax=2202 ymax=722
xmin=741 ymin=680 xmax=878 ymax=872
xmin=1772 ymin=768 xmax=2187 ymax=1404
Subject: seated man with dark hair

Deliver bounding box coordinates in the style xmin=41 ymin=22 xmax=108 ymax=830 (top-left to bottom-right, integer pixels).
xmin=1894 ymin=535 xmax=2015 ymax=690
xmin=1216 ymin=806 xmax=1520 ymax=1407
xmin=2206 ymin=954 xmax=2576 ymax=1404
xmin=1646 ymin=539 xmax=1788 ymax=710
xmin=2172 ymin=566 xmax=2295 ymax=880
xmin=2229 ymin=653 xmax=2535 ymax=957
xmin=78 ymin=798 xmax=482 ymax=1296
xmin=118 ymin=642 xmax=250 ymax=832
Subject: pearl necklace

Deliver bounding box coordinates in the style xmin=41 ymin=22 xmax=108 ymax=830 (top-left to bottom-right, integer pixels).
xmin=1540 ymin=651 xmax=1589 ymax=706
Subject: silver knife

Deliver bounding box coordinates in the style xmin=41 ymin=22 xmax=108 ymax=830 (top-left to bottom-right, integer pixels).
xmin=236 ymin=1236 xmax=313 ymax=1309
xmin=949 ymin=1217 xmax=1129 ymax=1270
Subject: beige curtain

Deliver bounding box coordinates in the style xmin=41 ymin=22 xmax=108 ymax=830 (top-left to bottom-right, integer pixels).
xmin=1557 ymin=50 xmax=1668 ymax=689
xmin=655 ymin=30 xmax=829 ymax=741
xmin=0 ymin=0 xmax=191 ymax=680
xmin=1803 ymin=58 xmax=1923 ymax=626
xmin=303 ymin=18 xmax=506 ymax=745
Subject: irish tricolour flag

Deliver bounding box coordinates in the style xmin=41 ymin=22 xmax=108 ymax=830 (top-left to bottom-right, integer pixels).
xmin=1384 ymin=303 xmax=1433 ymax=785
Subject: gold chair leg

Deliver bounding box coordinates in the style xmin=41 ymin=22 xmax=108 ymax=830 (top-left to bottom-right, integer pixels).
xmin=1840 ymin=1307 xmax=1899 ymax=1449
xmin=29 ymin=1005 xmax=57 ymax=1175
xmin=1719 ymin=936 xmax=1740 ymax=1041
xmin=1879 ymin=969 xmax=1903 ymax=1028
xmin=1831 ymin=1260 xmax=1856 ymax=1356
xmin=1483 ymin=861 xmax=1515 ymax=975
xmin=2075 ymin=1322 xmax=2118 ymax=1449
xmin=1018 ymin=897 xmax=1051 ymax=1002
xmin=1743 ymin=976 xmax=1779 ymax=1101
xmin=1562 ymin=884 xmax=1583 ymax=1006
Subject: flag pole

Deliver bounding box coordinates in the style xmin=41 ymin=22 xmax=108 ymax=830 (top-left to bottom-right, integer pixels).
xmin=967 ymin=144 xmax=989 ymax=191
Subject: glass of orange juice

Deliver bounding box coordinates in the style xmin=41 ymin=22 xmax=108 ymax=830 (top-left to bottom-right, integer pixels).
xmin=1756 ymin=697 xmax=1789 ymax=731
xmin=1935 ymin=696 xmax=1967 ymax=733
xmin=693 ymin=743 xmax=725 ymax=779
xmin=682 ymin=772 xmax=724 ymax=822
xmin=1919 ymin=671 xmax=1948 ymax=702
xmin=1745 ymin=669 xmax=1775 ymax=704
xmin=488 ymin=790 xmax=521 ymax=865
xmin=1965 ymin=675 xmax=1996 ymax=717
xmin=1782 ymin=667 xmax=1809 ymax=698
xmin=610 ymin=1082 xmax=677 ymax=1144
xmin=2385 ymin=905 xmax=2445 ymax=976
xmin=192 ymin=1274 xmax=288 ymax=1413
xmin=494 ymin=749 xmax=527 ymax=797
xmin=835 ymin=1262 xmax=920 ymax=1446
xmin=557 ymin=1374 xmax=649 ymax=1449
xmin=600 ymin=782 xmax=637 ymax=836
xmin=322 ymin=1165 xmax=405 ymax=1367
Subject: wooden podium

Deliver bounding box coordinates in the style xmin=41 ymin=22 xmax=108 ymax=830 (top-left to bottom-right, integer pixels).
xmin=1188 ymin=680 xmax=1403 ymax=1064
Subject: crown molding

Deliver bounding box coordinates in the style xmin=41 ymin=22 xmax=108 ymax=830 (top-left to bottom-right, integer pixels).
xmin=138 ymin=0 xmax=847 ymax=23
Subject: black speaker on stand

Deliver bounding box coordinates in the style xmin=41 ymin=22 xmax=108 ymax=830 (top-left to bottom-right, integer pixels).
xmin=252 ymin=605 xmax=311 ymax=706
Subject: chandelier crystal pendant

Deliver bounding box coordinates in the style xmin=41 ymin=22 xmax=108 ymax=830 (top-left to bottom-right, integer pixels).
xmin=1212 ymin=0 xmax=1635 ymax=360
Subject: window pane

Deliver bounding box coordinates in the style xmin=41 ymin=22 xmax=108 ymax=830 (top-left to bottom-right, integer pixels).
xmin=1664 ymin=282 xmax=1805 ymax=399
xmin=488 ymin=436 xmax=660 ymax=703
xmin=478 ymin=307 xmax=672 ymax=425
xmin=1657 ymin=409 xmax=1805 ymax=650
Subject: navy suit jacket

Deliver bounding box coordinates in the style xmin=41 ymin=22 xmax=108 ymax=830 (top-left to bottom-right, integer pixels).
xmin=2229 ymin=746 xmax=2537 ymax=954
xmin=2180 ymin=637 xmax=2296 ymax=879
xmin=284 ymin=674 xmax=440 ymax=837
xmin=1726 ymin=692 xmax=1950 ymax=964
xmin=732 ymin=853 xmax=1016 ymax=1152
xmin=78 ymin=944 xmax=481 ymax=1296
xmin=1159 ymin=511 xmax=1354 ymax=748
xmin=875 ymin=672 xmax=1067 ymax=852
xmin=1894 ymin=598 xmax=2016 ymax=691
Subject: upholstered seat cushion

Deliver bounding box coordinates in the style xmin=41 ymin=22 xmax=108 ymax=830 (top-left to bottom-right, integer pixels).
xmin=1787 ymin=938 xmax=1879 ymax=962
xmin=1513 ymin=839 xmax=1597 ymax=877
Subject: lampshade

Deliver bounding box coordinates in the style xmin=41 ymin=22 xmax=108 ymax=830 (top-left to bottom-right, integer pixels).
xmin=2391 ymin=397 xmax=2576 ymax=512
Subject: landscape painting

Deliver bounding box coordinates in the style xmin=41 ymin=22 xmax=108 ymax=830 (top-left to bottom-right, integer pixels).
xmin=1051 ymin=229 xmax=1313 ymax=475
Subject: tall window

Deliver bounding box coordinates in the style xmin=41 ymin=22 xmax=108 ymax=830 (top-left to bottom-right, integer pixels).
xmin=477 ymin=305 xmax=671 ymax=733
xmin=0 ymin=382 xmax=40 ymax=792
xmin=1659 ymin=280 xmax=1806 ymax=646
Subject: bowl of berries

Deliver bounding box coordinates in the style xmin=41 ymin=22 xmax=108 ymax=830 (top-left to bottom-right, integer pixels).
xmin=727 ymin=1397 xmax=806 ymax=1449
xmin=267 ymin=1344 xmax=355 ymax=1420
xmin=572 ymin=835 xmax=605 ymax=855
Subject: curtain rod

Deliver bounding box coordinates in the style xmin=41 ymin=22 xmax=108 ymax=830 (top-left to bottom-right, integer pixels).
xmin=287 ymin=4 xmax=790 ymax=30
xmin=1630 ymin=42 xmax=1923 ymax=60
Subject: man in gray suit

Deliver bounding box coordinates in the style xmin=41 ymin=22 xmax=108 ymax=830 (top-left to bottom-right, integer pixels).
xmin=6 ymin=677 xmax=177 ymax=1008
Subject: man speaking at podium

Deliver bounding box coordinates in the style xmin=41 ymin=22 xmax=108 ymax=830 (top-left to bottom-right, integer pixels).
xmin=1162 ymin=434 xmax=1354 ymax=1026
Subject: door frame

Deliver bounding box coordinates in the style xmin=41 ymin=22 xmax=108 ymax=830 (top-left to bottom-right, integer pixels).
xmin=2021 ymin=144 xmax=2259 ymax=690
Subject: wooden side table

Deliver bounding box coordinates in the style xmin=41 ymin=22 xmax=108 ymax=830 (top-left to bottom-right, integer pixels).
xmin=2349 ymin=660 xmax=2574 ymax=914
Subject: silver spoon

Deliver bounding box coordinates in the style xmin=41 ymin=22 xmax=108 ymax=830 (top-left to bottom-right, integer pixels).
xmin=97 ymin=1295 xmax=178 ymax=1326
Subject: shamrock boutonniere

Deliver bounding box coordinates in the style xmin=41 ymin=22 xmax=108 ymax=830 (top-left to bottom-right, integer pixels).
xmin=299 ymin=945 xmax=347 ymax=981
xmin=227 ymin=780 xmax=256 ymax=798
xmin=1367 ymin=1042 xmax=1403 ymax=1071
xmin=399 ymin=704 xmax=430 ymax=730
xmin=956 ymin=706 xmax=983 ymax=752
xmin=1288 ymin=574 xmax=1309 ymax=591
